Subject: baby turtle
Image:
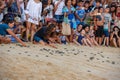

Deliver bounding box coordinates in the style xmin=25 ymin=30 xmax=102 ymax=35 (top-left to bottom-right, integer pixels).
xmin=25 ymin=51 xmax=28 ymax=53
xmin=7 ymin=50 xmax=10 ymax=52
xmin=27 ymin=55 xmax=31 ymax=56
xmin=46 ymin=55 xmax=49 ymax=57
xmin=87 ymin=70 xmax=91 ymax=72
xmin=36 ymin=55 xmax=39 ymax=57
xmin=112 ymin=61 xmax=115 ymax=65
xmin=89 ymin=57 xmax=94 ymax=60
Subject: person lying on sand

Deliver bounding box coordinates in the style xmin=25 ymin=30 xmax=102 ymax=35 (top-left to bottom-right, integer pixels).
xmin=33 ymin=24 xmax=57 ymax=48
xmin=0 ymin=17 xmax=26 ymax=47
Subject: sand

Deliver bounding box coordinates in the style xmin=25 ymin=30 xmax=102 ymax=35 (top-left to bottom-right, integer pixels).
xmin=0 ymin=43 xmax=120 ymax=80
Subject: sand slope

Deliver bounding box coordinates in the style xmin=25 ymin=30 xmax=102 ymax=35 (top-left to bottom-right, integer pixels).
xmin=0 ymin=43 xmax=120 ymax=80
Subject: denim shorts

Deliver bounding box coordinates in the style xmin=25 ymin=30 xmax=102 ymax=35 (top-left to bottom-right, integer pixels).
xmin=104 ymin=30 xmax=109 ymax=37
xmin=54 ymin=15 xmax=63 ymax=23
xmin=33 ymin=36 xmax=42 ymax=42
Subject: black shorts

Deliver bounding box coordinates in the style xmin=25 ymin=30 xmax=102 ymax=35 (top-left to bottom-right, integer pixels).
xmin=95 ymin=26 xmax=103 ymax=37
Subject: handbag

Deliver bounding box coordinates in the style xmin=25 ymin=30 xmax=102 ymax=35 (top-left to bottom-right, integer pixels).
xmin=62 ymin=16 xmax=71 ymax=35
xmin=62 ymin=22 xmax=71 ymax=36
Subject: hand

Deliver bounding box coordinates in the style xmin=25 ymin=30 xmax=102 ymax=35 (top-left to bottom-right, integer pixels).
xmin=108 ymin=29 xmax=110 ymax=32
xmin=115 ymin=31 xmax=118 ymax=36
xmin=26 ymin=14 xmax=30 ymax=20
xmin=22 ymin=43 xmax=27 ymax=47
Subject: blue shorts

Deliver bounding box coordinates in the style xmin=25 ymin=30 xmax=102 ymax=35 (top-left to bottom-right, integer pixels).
xmin=61 ymin=40 xmax=66 ymax=44
xmin=54 ymin=15 xmax=63 ymax=23
xmin=77 ymin=35 xmax=84 ymax=45
xmin=104 ymin=30 xmax=109 ymax=37
xmin=33 ymin=36 xmax=42 ymax=42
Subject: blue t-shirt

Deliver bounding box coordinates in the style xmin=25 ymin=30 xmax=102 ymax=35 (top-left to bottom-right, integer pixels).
xmin=62 ymin=6 xmax=76 ymax=20
xmin=76 ymin=6 xmax=86 ymax=24
xmin=0 ymin=24 xmax=9 ymax=36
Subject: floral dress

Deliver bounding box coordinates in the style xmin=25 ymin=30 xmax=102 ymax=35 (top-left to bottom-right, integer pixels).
xmin=62 ymin=6 xmax=77 ymax=29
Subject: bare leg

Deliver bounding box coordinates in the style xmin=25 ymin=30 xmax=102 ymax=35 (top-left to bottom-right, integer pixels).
xmin=92 ymin=38 xmax=99 ymax=46
xmin=96 ymin=37 xmax=99 ymax=44
xmin=112 ymin=38 xmax=117 ymax=47
xmin=117 ymin=38 xmax=120 ymax=47
xmin=86 ymin=39 xmax=93 ymax=47
xmin=106 ymin=37 xmax=109 ymax=46
xmin=98 ymin=37 xmax=102 ymax=45
xmin=31 ymin=24 xmax=36 ymax=42
xmin=103 ymin=37 xmax=106 ymax=46
xmin=73 ymin=39 xmax=81 ymax=46
xmin=82 ymin=39 xmax=88 ymax=46
xmin=26 ymin=21 xmax=31 ymax=41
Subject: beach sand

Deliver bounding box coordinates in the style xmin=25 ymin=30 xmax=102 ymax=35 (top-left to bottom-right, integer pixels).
xmin=0 ymin=43 xmax=120 ymax=80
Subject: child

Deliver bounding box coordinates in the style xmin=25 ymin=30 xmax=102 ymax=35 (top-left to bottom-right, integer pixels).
xmin=43 ymin=0 xmax=54 ymax=23
xmin=77 ymin=29 xmax=89 ymax=46
xmin=73 ymin=24 xmax=83 ymax=46
xmin=25 ymin=0 xmax=42 ymax=42
xmin=110 ymin=26 xmax=120 ymax=47
xmin=13 ymin=16 xmax=24 ymax=34
xmin=59 ymin=33 xmax=69 ymax=44
xmin=84 ymin=25 xmax=93 ymax=47
xmin=54 ymin=0 xmax=65 ymax=31
xmin=50 ymin=32 xmax=61 ymax=44
xmin=88 ymin=25 xmax=99 ymax=46
xmin=103 ymin=6 xmax=112 ymax=46
xmin=75 ymin=0 xmax=86 ymax=26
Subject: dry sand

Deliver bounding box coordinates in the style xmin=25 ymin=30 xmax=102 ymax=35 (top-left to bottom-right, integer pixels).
xmin=0 ymin=43 xmax=120 ymax=80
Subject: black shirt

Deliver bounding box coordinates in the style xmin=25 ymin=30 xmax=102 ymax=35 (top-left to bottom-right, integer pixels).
xmin=34 ymin=27 xmax=48 ymax=42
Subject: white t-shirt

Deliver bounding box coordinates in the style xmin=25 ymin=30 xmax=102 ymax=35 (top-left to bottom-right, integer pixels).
xmin=54 ymin=0 xmax=65 ymax=15
xmin=44 ymin=5 xmax=53 ymax=18
xmin=25 ymin=0 xmax=42 ymax=24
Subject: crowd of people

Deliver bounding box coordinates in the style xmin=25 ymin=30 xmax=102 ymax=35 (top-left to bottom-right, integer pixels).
xmin=0 ymin=0 xmax=120 ymax=48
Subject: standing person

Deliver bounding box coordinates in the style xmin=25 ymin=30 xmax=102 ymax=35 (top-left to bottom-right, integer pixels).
xmin=110 ymin=4 xmax=117 ymax=31
xmin=19 ymin=0 xmax=26 ymax=22
xmin=103 ymin=6 xmax=112 ymax=46
xmin=54 ymin=0 xmax=65 ymax=31
xmin=75 ymin=0 xmax=86 ymax=26
xmin=43 ymin=0 xmax=54 ymax=23
xmin=0 ymin=1 xmax=5 ymax=23
xmin=71 ymin=0 xmax=77 ymax=7
xmin=0 ymin=17 xmax=26 ymax=46
xmin=94 ymin=7 xmax=104 ymax=45
xmin=7 ymin=0 xmax=21 ymax=18
xmin=25 ymin=0 xmax=42 ymax=42
xmin=115 ymin=5 xmax=120 ymax=28
xmin=62 ymin=0 xmax=77 ymax=42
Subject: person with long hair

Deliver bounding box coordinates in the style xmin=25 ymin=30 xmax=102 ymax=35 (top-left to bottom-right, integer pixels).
xmin=62 ymin=0 xmax=77 ymax=42
xmin=110 ymin=26 xmax=120 ymax=47
xmin=33 ymin=24 xmax=57 ymax=48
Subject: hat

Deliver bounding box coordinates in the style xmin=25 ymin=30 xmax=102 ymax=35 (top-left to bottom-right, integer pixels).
xmin=14 ymin=16 xmax=21 ymax=22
